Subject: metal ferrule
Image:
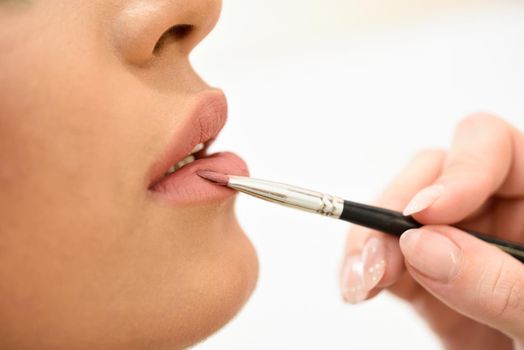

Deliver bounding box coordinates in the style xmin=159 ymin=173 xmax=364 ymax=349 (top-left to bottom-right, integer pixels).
xmin=227 ymin=176 xmax=344 ymax=218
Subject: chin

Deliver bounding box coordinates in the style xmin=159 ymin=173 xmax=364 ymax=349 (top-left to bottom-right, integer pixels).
xmin=189 ymin=229 xmax=258 ymax=348
xmin=165 ymin=201 xmax=259 ymax=350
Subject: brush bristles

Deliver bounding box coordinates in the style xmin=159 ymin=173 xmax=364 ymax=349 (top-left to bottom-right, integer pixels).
xmin=196 ymin=170 xmax=230 ymax=186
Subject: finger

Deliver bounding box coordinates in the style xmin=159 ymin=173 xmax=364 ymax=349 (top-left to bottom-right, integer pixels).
xmin=340 ymin=231 xmax=402 ymax=304
xmin=404 ymin=114 xmax=524 ymax=223
xmin=400 ymin=225 xmax=524 ymax=343
xmin=500 ymin=125 xmax=524 ymax=196
xmin=340 ymin=149 xmax=445 ymax=304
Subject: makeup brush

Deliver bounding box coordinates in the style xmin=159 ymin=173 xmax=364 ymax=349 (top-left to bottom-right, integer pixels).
xmin=197 ymin=170 xmax=524 ymax=263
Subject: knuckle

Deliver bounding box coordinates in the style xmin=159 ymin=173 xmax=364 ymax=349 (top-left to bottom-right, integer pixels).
xmin=475 ymin=260 xmax=524 ymax=321
xmin=456 ymin=113 xmax=511 ymax=147
xmin=444 ymin=156 xmax=494 ymax=185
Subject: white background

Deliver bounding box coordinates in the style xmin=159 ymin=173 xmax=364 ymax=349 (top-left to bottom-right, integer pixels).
xmin=191 ymin=1 xmax=524 ymax=349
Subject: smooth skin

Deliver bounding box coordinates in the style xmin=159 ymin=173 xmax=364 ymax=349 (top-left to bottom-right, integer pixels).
xmin=0 ymin=1 xmax=258 ymax=349
xmin=341 ymin=114 xmax=524 ymax=349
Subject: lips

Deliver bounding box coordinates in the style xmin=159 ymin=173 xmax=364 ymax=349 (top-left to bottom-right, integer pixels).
xmin=148 ymin=90 xmax=249 ymax=204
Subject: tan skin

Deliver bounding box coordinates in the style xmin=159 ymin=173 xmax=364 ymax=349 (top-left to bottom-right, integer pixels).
xmin=0 ymin=1 xmax=257 ymax=349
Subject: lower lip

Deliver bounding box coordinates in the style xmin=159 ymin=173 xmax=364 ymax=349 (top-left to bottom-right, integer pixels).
xmin=149 ymin=152 xmax=249 ymax=205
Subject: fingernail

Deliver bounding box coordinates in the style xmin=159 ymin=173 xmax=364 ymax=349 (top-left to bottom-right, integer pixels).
xmin=403 ymin=184 xmax=445 ymax=216
xmin=361 ymin=237 xmax=386 ymax=291
xmin=400 ymin=229 xmax=462 ymax=282
xmin=340 ymin=256 xmax=368 ymax=304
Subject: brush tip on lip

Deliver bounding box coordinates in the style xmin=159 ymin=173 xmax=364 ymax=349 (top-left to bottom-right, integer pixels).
xmin=196 ymin=170 xmax=230 ymax=186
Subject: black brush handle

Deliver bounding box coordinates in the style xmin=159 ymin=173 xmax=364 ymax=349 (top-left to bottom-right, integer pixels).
xmin=340 ymin=200 xmax=524 ymax=263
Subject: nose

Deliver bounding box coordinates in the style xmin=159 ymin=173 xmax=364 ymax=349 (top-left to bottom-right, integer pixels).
xmin=112 ymin=0 xmax=222 ymax=65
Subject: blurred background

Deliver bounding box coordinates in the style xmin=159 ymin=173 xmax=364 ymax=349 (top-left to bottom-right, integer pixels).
xmin=192 ymin=1 xmax=524 ymax=348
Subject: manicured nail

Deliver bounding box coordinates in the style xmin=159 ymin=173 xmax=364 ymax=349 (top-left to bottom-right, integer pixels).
xmin=403 ymin=184 xmax=445 ymax=216
xmin=361 ymin=237 xmax=386 ymax=291
xmin=400 ymin=229 xmax=462 ymax=282
xmin=340 ymin=256 xmax=368 ymax=304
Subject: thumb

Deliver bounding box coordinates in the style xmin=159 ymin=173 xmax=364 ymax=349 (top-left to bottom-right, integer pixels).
xmin=399 ymin=225 xmax=524 ymax=342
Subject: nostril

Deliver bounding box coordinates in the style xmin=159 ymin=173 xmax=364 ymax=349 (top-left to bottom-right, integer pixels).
xmin=153 ymin=24 xmax=194 ymax=55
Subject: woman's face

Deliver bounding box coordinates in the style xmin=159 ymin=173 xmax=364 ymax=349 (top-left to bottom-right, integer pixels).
xmin=0 ymin=1 xmax=258 ymax=349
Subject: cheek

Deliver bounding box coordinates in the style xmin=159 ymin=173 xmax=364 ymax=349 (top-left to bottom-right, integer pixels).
xmin=0 ymin=4 xmax=257 ymax=349
xmin=0 ymin=21 xmax=176 ymax=237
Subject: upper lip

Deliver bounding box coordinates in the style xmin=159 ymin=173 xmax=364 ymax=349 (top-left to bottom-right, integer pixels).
xmin=148 ymin=90 xmax=228 ymax=188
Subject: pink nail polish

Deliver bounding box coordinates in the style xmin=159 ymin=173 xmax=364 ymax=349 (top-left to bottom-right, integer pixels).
xmin=362 ymin=237 xmax=386 ymax=291
xmin=403 ymin=184 xmax=445 ymax=216
xmin=340 ymin=256 xmax=368 ymax=304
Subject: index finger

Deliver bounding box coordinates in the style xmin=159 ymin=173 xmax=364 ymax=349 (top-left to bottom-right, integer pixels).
xmin=407 ymin=114 xmax=524 ymax=224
